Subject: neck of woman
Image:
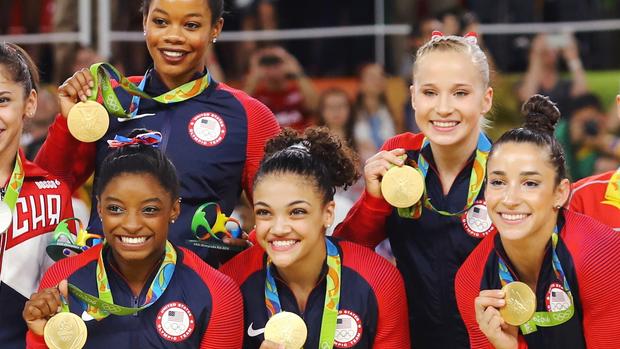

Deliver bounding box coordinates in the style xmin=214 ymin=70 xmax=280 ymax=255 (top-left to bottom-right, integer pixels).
xmin=500 ymin=219 xmax=557 ymax=290
xmin=157 ymin=68 xmax=203 ymax=90
xmin=111 ymin=247 xmax=166 ymax=297
xmin=276 ymin=240 xmax=327 ymax=312
xmin=429 ymin=130 xmax=480 ymax=194
xmin=0 ymin=142 xmax=19 ymax=187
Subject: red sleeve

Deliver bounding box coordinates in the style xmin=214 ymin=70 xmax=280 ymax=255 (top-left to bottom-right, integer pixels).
xmin=26 ymin=245 xmax=101 ymax=348
xmin=34 ymin=114 xmax=96 ymax=192
xmin=180 ymin=248 xmax=244 ymax=349
xmin=340 ymin=241 xmax=410 ymax=348
xmin=333 ymin=133 xmax=423 ymax=248
xmin=216 ymin=84 xmax=280 ymax=203
xmin=562 ymin=211 xmax=620 ymax=348
xmin=220 ymin=245 xmax=265 ymax=286
xmin=455 ymin=232 xmax=496 ymax=349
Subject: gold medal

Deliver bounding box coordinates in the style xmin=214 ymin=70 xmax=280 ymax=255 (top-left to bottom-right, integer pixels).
xmin=500 ymin=281 xmax=536 ymax=326
xmin=264 ymin=311 xmax=308 ymax=349
xmin=0 ymin=201 xmax=12 ymax=234
xmin=44 ymin=312 xmax=88 ymax=349
xmin=381 ymin=165 xmax=425 ymax=208
xmin=67 ymin=101 xmax=110 ymax=143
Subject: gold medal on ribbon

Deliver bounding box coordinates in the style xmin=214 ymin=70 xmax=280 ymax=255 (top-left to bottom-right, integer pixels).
xmin=264 ymin=311 xmax=308 ymax=349
xmin=67 ymin=101 xmax=110 ymax=143
xmin=0 ymin=201 xmax=12 ymax=234
xmin=500 ymin=281 xmax=536 ymax=326
xmin=43 ymin=312 xmax=88 ymax=349
xmin=381 ymin=165 xmax=425 ymax=208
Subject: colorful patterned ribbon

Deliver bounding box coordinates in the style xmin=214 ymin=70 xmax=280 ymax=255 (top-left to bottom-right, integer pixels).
xmin=397 ymin=133 xmax=491 ymax=219
xmin=88 ymin=63 xmax=210 ymax=118
xmin=0 ymin=153 xmax=24 ymax=233
xmin=497 ymin=227 xmax=574 ymax=334
xmin=107 ymin=131 xmax=162 ymax=148
xmin=265 ymin=238 xmax=341 ymax=348
xmin=602 ymin=167 xmax=620 ymax=209
xmin=69 ymin=240 xmax=176 ymax=320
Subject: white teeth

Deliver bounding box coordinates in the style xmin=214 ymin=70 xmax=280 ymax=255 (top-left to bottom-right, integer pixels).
xmin=501 ymin=213 xmax=528 ymax=221
xmin=432 ymin=121 xmax=458 ymax=127
xmin=120 ymin=236 xmax=147 ymax=245
xmin=271 ymin=240 xmax=297 ymax=248
xmin=163 ymin=51 xmax=184 ymax=57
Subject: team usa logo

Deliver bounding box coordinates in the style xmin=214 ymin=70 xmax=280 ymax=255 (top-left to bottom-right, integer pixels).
xmin=334 ymin=309 xmax=362 ymax=348
xmin=546 ymin=282 xmax=572 ymax=312
xmin=156 ymin=302 xmax=195 ymax=342
xmin=461 ymin=200 xmax=496 ymax=238
xmin=188 ymin=112 xmax=227 ymax=147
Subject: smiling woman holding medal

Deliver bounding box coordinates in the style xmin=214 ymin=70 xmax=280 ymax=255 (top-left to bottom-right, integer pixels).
xmin=0 ymin=43 xmax=76 ymax=349
xmin=455 ymin=95 xmax=620 ymax=349
xmin=220 ymin=128 xmax=410 ymax=348
xmin=34 ymin=0 xmax=280 ymax=267
xmin=23 ymin=129 xmax=243 ymax=348
xmin=333 ymin=32 xmax=494 ymax=348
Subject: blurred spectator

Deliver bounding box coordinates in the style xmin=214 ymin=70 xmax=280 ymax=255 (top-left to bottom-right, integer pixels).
xmin=21 ymin=86 xmax=58 ymax=160
xmin=556 ymin=93 xmax=620 ymax=180
xmin=317 ymin=88 xmax=357 ymax=150
xmin=399 ymin=16 xmax=443 ymax=82
xmin=517 ymin=33 xmax=588 ymax=114
xmin=353 ymin=63 xmax=397 ymax=161
xmin=72 ymin=46 xmax=105 ymax=73
xmin=245 ymin=45 xmax=318 ymax=131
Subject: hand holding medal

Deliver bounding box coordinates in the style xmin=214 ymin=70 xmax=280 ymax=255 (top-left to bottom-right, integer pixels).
xmin=262 ymin=312 xmax=308 ymax=349
xmin=381 ymin=156 xmax=425 ymax=208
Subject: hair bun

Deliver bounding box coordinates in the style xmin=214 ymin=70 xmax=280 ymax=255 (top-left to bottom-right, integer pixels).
xmin=521 ymin=94 xmax=561 ymax=135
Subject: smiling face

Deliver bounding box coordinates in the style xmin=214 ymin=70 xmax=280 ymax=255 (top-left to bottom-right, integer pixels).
xmin=485 ymin=142 xmax=569 ymax=242
xmin=411 ymin=50 xmax=492 ymax=149
xmin=143 ymin=0 xmax=223 ymax=88
xmin=0 ymin=65 xmax=36 ymax=156
xmin=253 ymin=173 xmax=334 ymax=271
xmin=98 ymin=172 xmax=180 ymax=266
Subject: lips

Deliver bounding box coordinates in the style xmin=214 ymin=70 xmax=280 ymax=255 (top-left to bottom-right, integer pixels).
xmin=116 ymin=235 xmax=151 ymax=248
xmin=431 ymin=120 xmax=460 ymax=129
xmin=158 ymin=49 xmax=189 ymax=63
xmin=498 ymin=212 xmax=531 ymax=224
xmin=269 ymin=239 xmax=300 ymax=252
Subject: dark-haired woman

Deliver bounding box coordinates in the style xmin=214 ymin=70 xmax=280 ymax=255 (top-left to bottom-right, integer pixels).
xmin=23 ymin=130 xmax=243 ymax=348
xmin=0 ymin=43 xmax=75 ymax=348
xmin=35 ymin=0 xmax=280 ymax=266
xmin=455 ymin=95 xmax=620 ymax=349
xmin=221 ymin=128 xmax=410 ymax=348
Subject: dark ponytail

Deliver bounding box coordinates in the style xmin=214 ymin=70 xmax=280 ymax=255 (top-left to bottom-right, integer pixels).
xmin=254 ymin=127 xmax=361 ymax=203
xmin=490 ymin=94 xmax=567 ymax=184
xmin=0 ymin=43 xmax=39 ymax=96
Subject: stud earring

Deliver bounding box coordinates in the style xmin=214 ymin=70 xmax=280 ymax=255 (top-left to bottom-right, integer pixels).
xmin=554 ymin=205 xmax=562 ymax=210
xmin=170 ymin=219 xmax=176 ymax=224
xmin=212 ymin=37 xmax=217 ymax=43
xmin=143 ymin=31 xmax=146 ymax=36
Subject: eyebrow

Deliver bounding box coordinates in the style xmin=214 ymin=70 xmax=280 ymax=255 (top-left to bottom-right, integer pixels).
xmin=490 ymin=170 xmax=542 ymax=176
xmin=0 ymin=90 xmax=11 ymax=95
xmin=420 ymin=83 xmax=473 ymax=88
xmin=254 ymin=200 xmax=311 ymax=207
xmin=152 ymin=8 xmax=204 ymax=18
xmin=104 ymin=196 xmax=163 ymax=204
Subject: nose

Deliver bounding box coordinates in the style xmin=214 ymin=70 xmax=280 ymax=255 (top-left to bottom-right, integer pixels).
xmin=502 ymin=182 xmax=521 ymax=207
xmin=123 ymin=211 xmax=143 ymax=234
xmin=270 ymin=215 xmax=292 ymax=236
xmin=435 ymin=93 xmax=454 ymax=116
xmin=163 ymin=25 xmax=186 ymax=44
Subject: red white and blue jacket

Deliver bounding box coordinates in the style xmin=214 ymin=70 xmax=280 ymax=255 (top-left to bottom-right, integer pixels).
xmin=26 ymin=243 xmax=243 ymax=348
xmin=35 ymin=69 xmax=280 ymax=266
xmin=569 ymin=170 xmax=620 ymax=231
xmin=221 ymin=237 xmax=410 ymax=349
xmin=0 ymin=150 xmax=74 ymax=348
xmin=456 ymin=210 xmax=620 ymax=348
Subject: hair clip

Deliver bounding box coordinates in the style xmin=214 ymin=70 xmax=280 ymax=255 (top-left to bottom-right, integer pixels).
xmin=431 ymin=31 xmax=445 ymax=40
xmin=464 ymin=32 xmax=478 ymax=45
xmin=107 ymin=131 xmax=162 ymax=148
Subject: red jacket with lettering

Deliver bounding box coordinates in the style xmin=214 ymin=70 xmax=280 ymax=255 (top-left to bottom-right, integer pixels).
xmin=569 ymin=170 xmax=620 ymax=231
xmin=0 ymin=150 xmax=74 ymax=349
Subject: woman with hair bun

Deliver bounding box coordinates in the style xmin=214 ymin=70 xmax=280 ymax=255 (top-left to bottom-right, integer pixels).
xmin=455 ymin=95 xmax=620 ymax=348
xmin=221 ymin=127 xmax=410 ymax=348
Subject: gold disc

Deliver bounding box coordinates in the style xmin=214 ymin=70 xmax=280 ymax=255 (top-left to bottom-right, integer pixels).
xmin=381 ymin=165 xmax=425 ymax=208
xmin=500 ymin=281 xmax=537 ymax=326
xmin=67 ymin=101 xmax=110 ymax=143
xmin=264 ymin=311 xmax=308 ymax=349
xmin=44 ymin=312 xmax=88 ymax=349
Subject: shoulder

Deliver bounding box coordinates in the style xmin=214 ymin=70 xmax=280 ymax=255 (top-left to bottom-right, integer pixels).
xmin=561 ymin=210 xmax=620 ymax=265
xmin=571 ymin=171 xmax=613 ymax=194
xmin=178 ymin=247 xmax=239 ymax=293
xmin=40 ymin=244 xmax=101 ymax=289
xmin=217 ymin=83 xmax=272 ymax=113
xmin=339 ymin=240 xmax=402 ymax=289
xmin=22 ymin=155 xmax=72 ymax=195
xmin=220 ymin=245 xmax=266 ymax=287
xmin=380 ymin=132 xmax=425 ymax=152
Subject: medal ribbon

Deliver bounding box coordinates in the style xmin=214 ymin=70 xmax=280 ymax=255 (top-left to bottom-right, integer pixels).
xmin=602 ymin=167 xmax=620 ymax=209
xmin=397 ymin=133 xmax=491 ymax=219
xmin=265 ymin=238 xmax=341 ymax=348
xmin=88 ymin=63 xmax=210 ymax=118
xmin=1 ymin=154 xmax=25 ymax=230
xmin=69 ymin=240 xmax=176 ymax=320
xmin=497 ymin=227 xmax=574 ymax=334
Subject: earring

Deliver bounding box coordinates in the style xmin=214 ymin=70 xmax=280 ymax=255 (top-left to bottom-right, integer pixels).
xmin=170 ymin=219 xmax=176 ymax=224
xmin=212 ymin=37 xmax=217 ymax=43
xmin=143 ymin=31 xmax=146 ymax=36
xmin=554 ymin=205 xmax=562 ymax=210
xmin=325 ymin=224 xmax=332 ymax=229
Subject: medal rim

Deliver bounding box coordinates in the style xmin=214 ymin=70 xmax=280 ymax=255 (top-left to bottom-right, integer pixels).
xmin=381 ymin=165 xmax=425 ymax=208
xmin=500 ymin=281 xmax=537 ymax=326
xmin=67 ymin=101 xmax=110 ymax=143
xmin=43 ymin=311 xmax=88 ymax=349
xmin=264 ymin=311 xmax=308 ymax=349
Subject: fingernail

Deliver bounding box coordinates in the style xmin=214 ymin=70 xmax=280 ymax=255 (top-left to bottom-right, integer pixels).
xmin=89 ymin=81 xmax=94 ymax=87
xmin=498 ymin=299 xmax=505 ymax=306
xmin=86 ymin=89 xmax=92 ymax=97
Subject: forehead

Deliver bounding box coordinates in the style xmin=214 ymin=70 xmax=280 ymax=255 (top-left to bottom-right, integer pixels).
xmin=414 ymin=50 xmax=481 ymax=85
xmin=488 ymin=142 xmax=554 ymax=173
xmin=254 ymin=173 xmax=321 ymax=203
xmin=148 ymin=0 xmax=211 ymax=15
xmin=102 ymin=172 xmax=170 ymax=197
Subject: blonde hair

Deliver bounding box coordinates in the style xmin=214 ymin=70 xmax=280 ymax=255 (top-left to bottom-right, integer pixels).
xmin=413 ymin=35 xmax=490 ymax=88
